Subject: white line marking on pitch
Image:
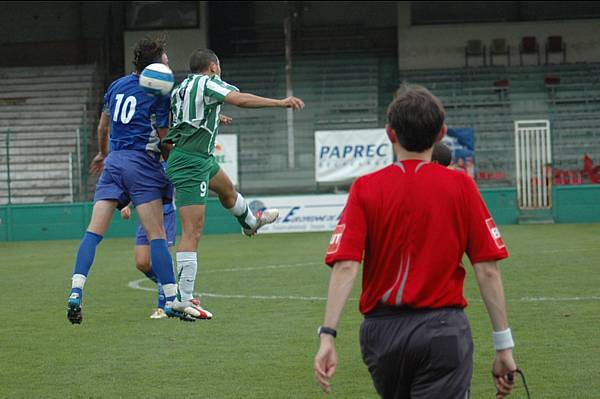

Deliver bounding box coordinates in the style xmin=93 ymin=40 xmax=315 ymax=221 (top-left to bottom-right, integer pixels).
xmin=127 ymin=278 xmax=331 ymax=301
xmin=202 ymin=262 xmax=320 ymax=274
xmin=128 ymin=278 xmax=600 ymax=303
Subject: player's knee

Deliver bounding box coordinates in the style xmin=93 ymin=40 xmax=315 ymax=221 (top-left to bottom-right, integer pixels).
xmin=134 ymin=252 xmax=150 ymax=272
xmin=183 ymin=226 xmax=203 ymax=243
xmin=135 ymin=259 xmax=150 ymax=273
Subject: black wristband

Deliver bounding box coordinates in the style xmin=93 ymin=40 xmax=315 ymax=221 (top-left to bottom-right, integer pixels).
xmin=317 ymin=326 xmax=337 ymax=338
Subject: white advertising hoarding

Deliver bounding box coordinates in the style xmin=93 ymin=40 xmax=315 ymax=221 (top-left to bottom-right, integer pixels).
xmin=315 ymin=129 xmax=393 ymax=183
xmin=214 ymin=134 xmax=238 ymax=186
xmin=247 ymin=194 xmax=348 ymax=234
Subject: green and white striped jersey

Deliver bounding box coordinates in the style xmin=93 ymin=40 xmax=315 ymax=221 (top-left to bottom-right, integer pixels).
xmin=165 ymin=74 xmax=239 ymax=155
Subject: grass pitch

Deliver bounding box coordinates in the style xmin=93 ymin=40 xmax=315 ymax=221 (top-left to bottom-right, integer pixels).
xmin=1 ymin=224 xmax=599 ymax=398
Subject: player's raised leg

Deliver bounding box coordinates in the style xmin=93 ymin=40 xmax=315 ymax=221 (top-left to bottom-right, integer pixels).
xmin=67 ymin=200 xmax=117 ymax=324
xmin=209 ymin=168 xmax=279 ymax=236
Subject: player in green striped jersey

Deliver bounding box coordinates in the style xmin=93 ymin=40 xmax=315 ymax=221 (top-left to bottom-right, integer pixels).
xmin=163 ymin=49 xmax=304 ymax=318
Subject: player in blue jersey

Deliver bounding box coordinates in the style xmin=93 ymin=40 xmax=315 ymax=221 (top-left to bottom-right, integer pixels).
xmin=66 ymin=37 xmax=199 ymax=324
xmin=120 ymin=161 xmax=176 ymax=319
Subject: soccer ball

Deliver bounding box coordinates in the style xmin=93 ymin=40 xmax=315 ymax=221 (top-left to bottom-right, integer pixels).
xmin=139 ymin=63 xmax=175 ymax=96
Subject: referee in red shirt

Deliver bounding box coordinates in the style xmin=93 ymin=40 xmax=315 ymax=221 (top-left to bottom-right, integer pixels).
xmin=314 ymin=84 xmax=517 ymax=398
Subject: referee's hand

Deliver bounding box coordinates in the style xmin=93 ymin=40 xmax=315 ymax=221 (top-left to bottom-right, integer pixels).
xmin=492 ymin=349 xmax=517 ymax=398
xmin=314 ymin=336 xmax=337 ymax=393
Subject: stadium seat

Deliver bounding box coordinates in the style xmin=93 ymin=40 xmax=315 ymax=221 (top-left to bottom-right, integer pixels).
xmin=519 ymin=36 xmax=540 ymax=66
xmin=465 ymin=40 xmax=486 ymax=68
xmin=546 ymin=36 xmax=567 ymax=64
xmin=489 ymin=39 xmax=510 ymax=66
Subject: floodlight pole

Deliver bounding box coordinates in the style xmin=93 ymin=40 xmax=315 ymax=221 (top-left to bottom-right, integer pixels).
xmin=284 ymin=9 xmax=295 ymax=169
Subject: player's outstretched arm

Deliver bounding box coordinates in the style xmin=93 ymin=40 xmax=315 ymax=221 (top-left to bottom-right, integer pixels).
xmin=224 ymin=91 xmax=304 ymax=110
xmin=314 ymin=260 xmax=359 ymax=393
xmin=473 ymin=261 xmax=517 ymax=397
xmin=89 ymin=112 xmax=110 ymax=175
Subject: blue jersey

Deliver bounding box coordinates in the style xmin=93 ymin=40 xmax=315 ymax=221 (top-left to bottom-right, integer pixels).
xmin=103 ymin=74 xmax=170 ymax=154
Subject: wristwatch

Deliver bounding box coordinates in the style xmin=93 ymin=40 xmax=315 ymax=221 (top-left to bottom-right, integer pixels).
xmin=317 ymin=326 xmax=337 ymax=338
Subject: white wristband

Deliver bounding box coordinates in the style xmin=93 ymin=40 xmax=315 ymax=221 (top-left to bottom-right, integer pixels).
xmin=493 ymin=328 xmax=515 ymax=351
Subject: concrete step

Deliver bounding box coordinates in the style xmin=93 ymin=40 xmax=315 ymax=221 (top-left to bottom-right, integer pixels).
xmin=1 ymin=137 xmax=78 ymax=148
xmin=2 ymin=75 xmax=96 ymax=87
xmin=0 ymin=117 xmax=82 ymax=127
xmin=0 ymin=81 xmax=94 ymax=94
xmin=1 ymin=154 xmax=70 ymax=163
xmin=6 ymin=170 xmax=70 ymax=181
xmin=0 ymin=110 xmax=84 ymax=119
xmin=4 ymin=146 xmax=75 ymax=156
xmin=0 ymin=89 xmax=95 ymax=99
xmin=518 ymin=209 xmax=555 ymax=224
xmin=0 ymin=96 xmax=98 ymax=106
xmin=0 ymin=162 xmax=78 ymax=172
xmin=0 ymin=103 xmax=85 ymax=112
xmin=0 ymin=64 xmax=96 ymax=77
xmin=0 ymin=133 xmax=79 ymax=142
xmin=0 ymin=125 xmax=82 ymax=133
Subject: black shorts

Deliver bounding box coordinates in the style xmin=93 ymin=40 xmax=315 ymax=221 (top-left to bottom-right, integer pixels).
xmin=359 ymin=306 xmax=473 ymax=399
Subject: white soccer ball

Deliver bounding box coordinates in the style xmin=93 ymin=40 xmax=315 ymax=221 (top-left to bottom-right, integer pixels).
xmin=139 ymin=63 xmax=175 ymax=96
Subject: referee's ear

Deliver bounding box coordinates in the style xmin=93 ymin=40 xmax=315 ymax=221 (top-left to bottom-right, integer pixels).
xmin=435 ymin=124 xmax=448 ymax=142
xmin=385 ymin=124 xmax=398 ymax=144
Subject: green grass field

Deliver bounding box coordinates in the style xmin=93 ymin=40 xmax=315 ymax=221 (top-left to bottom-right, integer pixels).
xmin=1 ymin=224 xmax=599 ymax=398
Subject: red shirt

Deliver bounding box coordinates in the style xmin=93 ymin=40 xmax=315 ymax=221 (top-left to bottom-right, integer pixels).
xmin=325 ymin=160 xmax=509 ymax=315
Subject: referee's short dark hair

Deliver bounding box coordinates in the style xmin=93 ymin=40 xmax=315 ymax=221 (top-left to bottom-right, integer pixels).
xmin=132 ymin=36 xmax=167 ymax=73
xmin=189 ymin=48 xmax=218 ymax=73
xmin=387 ymin=83 xmax=445 ymax=153
xmin=432 ymin=142 xmax=452 ymax=167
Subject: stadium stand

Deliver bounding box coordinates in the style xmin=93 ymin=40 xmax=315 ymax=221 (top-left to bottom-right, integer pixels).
xmin=215 ymin=54 xmax=398 ymax=193
xmin=401 ymin=63 xmax=600 ymax=186
xmin=0 ymin=64 xmax=101 ymax=204
xmin=2 ymin=55 xmax=598 ymax=201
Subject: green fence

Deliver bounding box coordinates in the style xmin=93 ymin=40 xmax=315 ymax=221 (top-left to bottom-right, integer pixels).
xmin=0 ymin=198 xmax=239 ymax=242
xmin=0 ymin=186 xmax=598 ymax=242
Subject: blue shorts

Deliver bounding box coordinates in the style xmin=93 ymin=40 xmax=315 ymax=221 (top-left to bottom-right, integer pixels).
xmin=94 ymin=150 xmax=172 ymax=209
xmin=135 ymin=211 xmax=177 ymax=247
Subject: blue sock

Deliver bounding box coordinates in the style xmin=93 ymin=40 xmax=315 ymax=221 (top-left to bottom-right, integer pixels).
xmin=70 ymin=231 xmax=103 ymax=297
xmin=157 ymin=283 xmax=166 ymax=309
xmin=149 ymin=239 xmax=176 ymax=301
xmin=142 ymin=267 xmax=165 ymax=308
xmin=143 ymin=268 xmax=158 ymax=284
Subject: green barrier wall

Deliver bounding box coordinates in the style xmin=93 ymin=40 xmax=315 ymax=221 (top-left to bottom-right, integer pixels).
xmin=480 ymin=187 xmax=519 ymax=225
xmin=0 ymin=198 xmax=240 ymax=242
xmin=0 ymin=185 xmax=598 ymax=242
xmin=553 ymin=185 xmax=600 ymax=223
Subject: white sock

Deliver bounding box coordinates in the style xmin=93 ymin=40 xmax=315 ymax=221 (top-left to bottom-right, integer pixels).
xmin=71 ymin=274 xmax=86 ymax=290
xmin=176 ymin=252 xmax=197 ymax=302
xmin=227 ymin=193 xmax=257 ymax=229
xmin=162 ymin=283 xmax=177 ymax=300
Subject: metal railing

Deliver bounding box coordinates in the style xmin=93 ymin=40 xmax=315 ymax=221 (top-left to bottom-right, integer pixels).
xmin=0 ymin=127 xmax=89 ymax=205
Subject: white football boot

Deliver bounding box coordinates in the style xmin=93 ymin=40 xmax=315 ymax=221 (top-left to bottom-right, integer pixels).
xmin=171 ymin=298 xmax=213 ymax=320
xmin=150 ymin=308 xmax=168 ymax=319
xmin=242 ymin=208 xmax=279 ymax=236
